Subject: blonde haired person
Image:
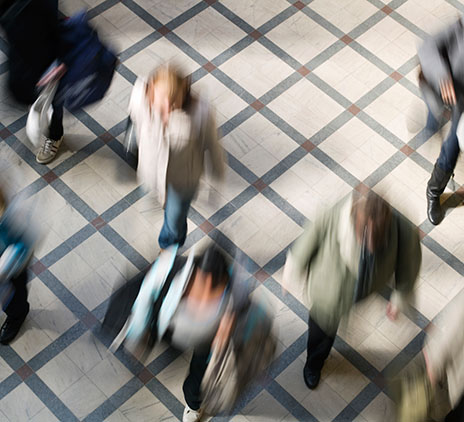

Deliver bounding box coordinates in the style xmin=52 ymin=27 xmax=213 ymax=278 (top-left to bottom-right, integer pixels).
xmin=128 ymin=65 xmax=225 ymax=250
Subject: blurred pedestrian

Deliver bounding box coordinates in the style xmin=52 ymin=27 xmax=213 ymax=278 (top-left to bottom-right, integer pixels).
xmin=283 ymin=191 xmax=421 ymax=389
xmin=423 ymin=301 xmax=464 ymax=422
xmin=418 ymin=18 xmax=464 ymax=225
xmin=128 ymin=65 xmax=225 ymax=250
xmin=0 ymin=187 xmax=35 ymax=344
xmin=104 ymin=245 xmax=247 ymax=422
xmin=0 ymin=0 xmax=64 ymax=164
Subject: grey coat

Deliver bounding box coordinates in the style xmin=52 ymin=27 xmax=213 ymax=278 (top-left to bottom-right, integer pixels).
xmin=418 ymin=18 xmax=464 ymax=99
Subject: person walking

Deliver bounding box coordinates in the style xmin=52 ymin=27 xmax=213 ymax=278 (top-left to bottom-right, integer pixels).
xmin=128 ymin=65 xmax=225 ymax=250
xmin=283 ymin=191 xmax=421 ymax=389
xmin=418 ymin=17 xmax=464 ymax=225
xmin=0 ymin=187 xmax=34 ymax=344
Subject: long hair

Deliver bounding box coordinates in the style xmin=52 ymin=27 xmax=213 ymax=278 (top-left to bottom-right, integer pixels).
xmin=197 ymin=244 xmax=230 ymax=288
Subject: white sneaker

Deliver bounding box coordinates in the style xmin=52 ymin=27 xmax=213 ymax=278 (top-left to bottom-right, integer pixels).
xmin=36 ymin=136 xmax=63 ymax=164
xmin=183 ymin=405 xmax=202 ymax=422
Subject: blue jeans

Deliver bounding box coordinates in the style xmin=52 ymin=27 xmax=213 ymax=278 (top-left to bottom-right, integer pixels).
xmin=435 ymin=109 xmax=460 ymax=173
xmin=158 ymin=186 xmax=194 ymax=249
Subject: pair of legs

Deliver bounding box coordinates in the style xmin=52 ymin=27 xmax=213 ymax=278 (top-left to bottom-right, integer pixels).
xmin=1 ymin=269 xmax=30 ymax=345
xmin=426 ymin=108 xmax=460 ymax=225
xmin=304 ymin=316 xmax=336 ymax=389
xmin=158 ymin=186 xmax=195 ymax=250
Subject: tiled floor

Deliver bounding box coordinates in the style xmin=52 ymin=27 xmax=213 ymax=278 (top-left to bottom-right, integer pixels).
xmin=0 ymin=0 xmax=463 ymax=421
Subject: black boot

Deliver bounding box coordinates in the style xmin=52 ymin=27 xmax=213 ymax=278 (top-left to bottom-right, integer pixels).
xmin=426 ymin=164 xmax=452 ymax=225
xmin=0 ymin=303 xmax=29 ymax=345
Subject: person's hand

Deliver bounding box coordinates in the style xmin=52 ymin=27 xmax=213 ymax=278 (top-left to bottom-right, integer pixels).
xmin=440 ymin=78 xmax=456 ymax=105
xmin=212 ymin=313 xmax=234 ymax=352
xmin=37 ymin=63 xmax=67 ymax=87
xmin=386 ymin=301 xmax=399 ymax=321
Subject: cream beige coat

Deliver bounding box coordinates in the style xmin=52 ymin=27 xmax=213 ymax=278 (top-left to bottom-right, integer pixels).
xmin=128 ymin=78 xmax=225 ymax=205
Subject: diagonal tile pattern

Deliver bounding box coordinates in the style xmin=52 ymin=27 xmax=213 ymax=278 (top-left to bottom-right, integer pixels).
xmin=1 ymin=0 xmax=464 ymax=420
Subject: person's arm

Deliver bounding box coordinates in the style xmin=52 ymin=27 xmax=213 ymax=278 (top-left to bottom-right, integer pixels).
xmin=418 ymin=20 xmax=461 ymax=104
xmin=389 ymin=215 xmax=421 ymax=320
xmin=203 ymin=104 xmax=225 ymax=181
xmin=282 ymin=211 xmax=329 ymax=293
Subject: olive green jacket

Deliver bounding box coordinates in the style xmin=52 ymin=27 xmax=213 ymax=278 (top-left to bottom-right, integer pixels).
xmin=285 ymin=196 xmax=421 ymax=334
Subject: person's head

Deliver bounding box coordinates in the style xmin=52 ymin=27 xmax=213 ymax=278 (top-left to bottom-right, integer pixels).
xmin=146 ymin=65 xmax=190 ymax=112
xmin=352 ymin=192 xmax=392 ymax=253
xmin=195 ymin=244 xmax=230 ymax=290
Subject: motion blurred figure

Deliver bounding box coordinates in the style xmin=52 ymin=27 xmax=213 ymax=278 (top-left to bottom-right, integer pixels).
xmin=418 ymin=18 xmax=464 ymax=225
xmin=283 ymin=191 xmax=421 ymax=389
xmin=104 ymin=245 xmax=245 ymax=422
xmin=0 ymin=187 xmax=35 ymax=344
xmin=0 ymin=0 xmax=64 ymax=164
xmin=423 ymin=301 xmax=464 ymax=422
xmin=128 ymin=65 xmax=225 ymax=250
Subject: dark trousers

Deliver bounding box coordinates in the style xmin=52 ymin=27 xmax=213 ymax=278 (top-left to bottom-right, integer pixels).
xmin=2 ymin=0 xmax=63 ymax=141
xmin=182 ymin=345 xmax=211 ymax=411
xmin=445 ymin=394 xmax=464 ymax=422
xmin=435 ymin=109 xmax=460 ymax=173
xmin=306 ymin=316 xmax=336 ymax=372
xmin=4 ymin=270 xmax=29 ymax=320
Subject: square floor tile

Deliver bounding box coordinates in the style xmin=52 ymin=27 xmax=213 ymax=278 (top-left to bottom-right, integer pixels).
xmin=267 ymin=78 xmax=345 ymax=138
xmin=266 ymin=12 xmax=339 ymax=65
xmin=59 ymin=375 xmax=107 ymax=420
xmin=219 ymin=42 xmax=295 ymax=99
xmin=37 ymin=352 xmax=84 ymax=396
xmin=175 ymin=7 xmax=247 ymax=61
xmin=119 ymin=386 xmax=177 ymax=422
xmin=1 ymin=383 xmax=45 ymax=421
xmin=86 ymin=355 xmax=133 ymax=397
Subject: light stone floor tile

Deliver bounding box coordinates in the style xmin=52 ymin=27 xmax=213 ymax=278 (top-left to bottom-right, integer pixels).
xmin=275 ymin=354 xmax=311 ymax=404
xmin=49 ymin=250 xmax=94 ymax=291
xmin=10 ymin=318 xmax=54 ymax=362
xmin=48 ymin=202 xmax=89 ymax=242
xmin=29 ymin=406 xmax=59 ymax=422
xmin=86 ymin=355 xmax=133 ymax=397
xmin=119 ymin=387 xmax=177 ymax=422
xmin=360 ymin=392 xmax=395 ymax=422
xmin=104 ymin=410 xmax=131 ymax=422
xmin=1 ymin=384 xmax=45 ymax=421
xmin=324 ymin=358 xmax=370 ymax=403
xmin=28 ymin=278 xmax=58 ymax=313
xmin=221 ymin=0 xmax=289 ymax=28
xmin=73 ymin=232 xmax=120 ymax=271
xmin=0 ymin=355 xmax=13 ymax=384
xmin=241 ymin=391 xmax=292 ymax=422
xmin=358 ymin=330 xmax=401 ymax=371
xmin=69 ymin=271 xmax=113 ymax=310
xmin=37 ymin=352 xmax=84 ymax=396
xmin=220 ymin=42 xmax=295 ymax=100
xmin=31 ymin=297 xmax=78 ymax=341
xmin=64 ymin=331 xmax=109 ymax=374
xmin=59 ymin=375 xmax=107 ymax=420
xmin=175 ymin=7 xmax=247 ymax=61
xmin=301 ymin=381 xmax=348 ymax=422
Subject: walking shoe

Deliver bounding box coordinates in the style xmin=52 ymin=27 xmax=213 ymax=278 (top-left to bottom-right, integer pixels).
xmin=183 ymin=405 xmax=202 ymax=422
xmin=0 ymin=306 xmax=29 ymax=345
xmin=36 ymin=136 xmax=63 ymax=164
xmin=303 ymin=363 xmax=321 ymax=389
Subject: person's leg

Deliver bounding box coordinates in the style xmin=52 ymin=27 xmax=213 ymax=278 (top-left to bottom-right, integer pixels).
xmin=304 ymin=315 xmax=336 ymax=389
xmin=36 ymin=100 xmax=64 ymax=164
xmin=427 ymin=112 xmax=460 ymax=225
xmin=158 ymin=186 xmax=193 ymax=249
xmin=1 ymin=269 xmax=30 ymax=344
xmin=182 ymin=345 xmax=210 ymax=421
